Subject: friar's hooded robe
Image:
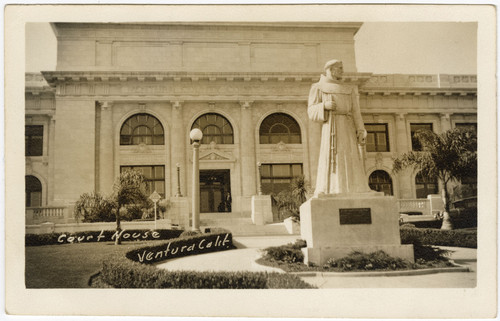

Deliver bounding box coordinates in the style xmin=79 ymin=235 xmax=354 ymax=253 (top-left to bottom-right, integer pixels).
xmin=308 ymin=74 xmax=371 ymax=195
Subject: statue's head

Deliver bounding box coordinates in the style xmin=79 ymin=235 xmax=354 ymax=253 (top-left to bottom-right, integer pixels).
xmin=324 ymin=59 xmax=343 ymax=80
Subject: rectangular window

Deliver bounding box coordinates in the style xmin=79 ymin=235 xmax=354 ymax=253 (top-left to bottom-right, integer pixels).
xmin=25 ymin=125 xmax=43 ymax=156
xmin=365 ymin=124 xmax=390 ymax=152
xmin=455 ymin=123 xmax=477 ymax=132
xmin=120 ymin=165 xmax=165 ymax=197
xmin=260 ymin=163 xmax=303 ymax=195
xmin=410 ymin=123 xmax=433 ymax=151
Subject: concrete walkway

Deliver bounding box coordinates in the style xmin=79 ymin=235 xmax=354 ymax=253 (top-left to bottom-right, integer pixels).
xmin=156 ymin=236 xmax=477 ymax=288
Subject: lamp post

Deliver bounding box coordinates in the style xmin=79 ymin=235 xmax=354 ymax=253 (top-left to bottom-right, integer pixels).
xmin=175 ymin=163 xmax=182 ymax=197
xmin=190 ymin=128 xmax=203 ymax=232
xmin=257 ymin=162 xmax=263 ymax=196
xmin=149 ymin=191 xmax=161 ymax=230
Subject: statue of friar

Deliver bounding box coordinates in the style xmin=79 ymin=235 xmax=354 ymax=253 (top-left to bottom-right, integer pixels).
xmin=308 ymin=59 xmax=372 ymax=196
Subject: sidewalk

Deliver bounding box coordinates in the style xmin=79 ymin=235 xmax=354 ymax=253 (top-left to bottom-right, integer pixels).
xmin=156 ymin=235 xmax=477 ymax=288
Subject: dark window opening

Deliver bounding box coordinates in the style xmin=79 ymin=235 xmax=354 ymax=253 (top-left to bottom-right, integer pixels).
xmin=365 ymin=123 xmax=390 ymax=152
xmin=415 ymin=171 xmax=438 ymax=198
xmin=120 ymin=113 xmax=164 ymax=145
xmin=120 ymin=165 xmax=165 ymax=197
xmin=259 ymin=113 xmax=301 ymax=144
xmin=25 ymin=125 xmax=43 ymax=156
xmin=260 ymin=163 xmax=303 ymax=195
xmin=410 ymin=123 xmax=433 ymax=151
xmin=368 ymin=170 xmax=393 ymax=195
xmin=26 ymin=175 xmax=42 ymax=207
xmin=191 ymin=113 xmax=234 ymax=144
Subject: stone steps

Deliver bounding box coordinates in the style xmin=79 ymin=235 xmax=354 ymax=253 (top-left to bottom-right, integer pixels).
xmin=199 ymin=212 xmax=293 ymax=236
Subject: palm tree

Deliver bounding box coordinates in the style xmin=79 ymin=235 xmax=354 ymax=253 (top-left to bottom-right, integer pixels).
xmin=291 ymin=175 xmax=309 ymax=205
xmin=393 ymin=128 xmax=477 ymax=229
xmin=274 ymin=175 xmax=310 ymax=221
xmin=111 ymin=169 xmax=148 ymax=244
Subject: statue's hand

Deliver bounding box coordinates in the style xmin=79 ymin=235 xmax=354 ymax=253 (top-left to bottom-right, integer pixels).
xmin=357 ymin=129 xmax=367 ymax=145
xmin=324 ymin=101 xmax=336 ymax=110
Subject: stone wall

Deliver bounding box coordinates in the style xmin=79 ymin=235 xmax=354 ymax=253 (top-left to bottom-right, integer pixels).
xmin=52 ymin=22 xmax=361 ymax=73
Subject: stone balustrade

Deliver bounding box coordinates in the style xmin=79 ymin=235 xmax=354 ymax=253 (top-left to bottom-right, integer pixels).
xmin=26 ymin=206 xmax=69 ymax=225
xmin=397 ymin=199 xmax=430 ymax=215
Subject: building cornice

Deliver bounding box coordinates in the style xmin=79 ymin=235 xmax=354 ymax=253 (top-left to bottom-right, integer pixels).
xmin=52 ymin=22 xmax=364 ymax=35
xmin=39 ymin=71 xmax=477 ymax=97
xmin=41 ymin=71 xmax=373 ymax=87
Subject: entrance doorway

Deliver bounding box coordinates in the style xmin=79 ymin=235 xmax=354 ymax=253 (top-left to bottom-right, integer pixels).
xmin=200 ymin=169 xmax=231 ymax=213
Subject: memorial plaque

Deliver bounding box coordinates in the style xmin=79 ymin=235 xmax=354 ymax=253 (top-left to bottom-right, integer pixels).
xmin=339 ymin=208 xmax=372 ymax=225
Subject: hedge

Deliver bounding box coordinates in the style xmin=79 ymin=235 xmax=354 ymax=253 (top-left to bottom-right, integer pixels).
xmin=400 ymin=226 xmax=477 ymax=248
xmin=101 ymin=258 xmax=267 ymax=289
xmin=25 ymin=229 xmax=183 ymax=246
xmin=98 ymin=231 xmax=315 ymax=289
xmin=449 ymin=207 xmax=477 ymax=229
xmin=400 ymin=220 xmax=442 ymax=229
xmin=100 ymin=259 xmax=313 ymax=289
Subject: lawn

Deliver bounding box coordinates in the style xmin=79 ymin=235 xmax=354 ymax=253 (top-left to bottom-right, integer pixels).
xmin=25 ymin=241 xmax=164 ymax=288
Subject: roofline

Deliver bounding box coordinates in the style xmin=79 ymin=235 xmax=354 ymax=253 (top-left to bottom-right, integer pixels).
xmin=51 ymin=21 xmax=364 ymax=35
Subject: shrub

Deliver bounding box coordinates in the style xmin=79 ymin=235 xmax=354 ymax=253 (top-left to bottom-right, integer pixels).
xmin=100 ymin=258 xmax=314 ymax=289
xmin=74 ymin=192 xmax=116 ymax=222
xmin=449 ymin=207 xmax=477 ymax=229
xmin=400 ymin=227 xmax=477 ymax=248
xmin=262 ymin=241 xmax=305 ymax=264
xmin=271 ymin=175 xmax=310 ymax=221
xmin=179 ymin=230 xmax=203 ymax=238
xmin=25 ymin=233 xmax=61 ymax=246
xmin=264 ymin=273 xmax=316 ymax=289
xmin=400 ymin=220 xmax=443 ymax=229
xmin=325 ymin=251 xmax=412 ymax=271
xmin=25 ymin=229 xmax=183 ymax=246
xmin=101 ymin=259 xmax=267 ymax=289
xmin=292 ymin=239 xmax=307 ymax=249
xmin=400 ymin=223 xmax=416 ymax=229
xmin=122 ymin=205 xmax=144 ymax=221
xmin=203 ymin=227 xmax=231 ymax=234
xmin=412 ymin=243 xmax=452 ymax=262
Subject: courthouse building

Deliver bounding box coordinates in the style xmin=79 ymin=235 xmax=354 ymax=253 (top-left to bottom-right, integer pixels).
xmin=25 ymin=22 xmax=477 ymax=224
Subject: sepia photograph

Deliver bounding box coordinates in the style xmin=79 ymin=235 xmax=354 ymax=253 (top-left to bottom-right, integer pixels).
xmin=4 ymin=3 xmax=497 ymax=319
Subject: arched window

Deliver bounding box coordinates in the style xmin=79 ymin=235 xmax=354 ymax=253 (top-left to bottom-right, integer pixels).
xmin=368 ymin=170 xmax=393 ymax=196
xmin=415 ymin=171 xmax=438 ymax=198
xmin=120 ymin=113 xmax=164 ymax=145
xmin=191 ymin=113 xmax=234 ymax=144
xmin=26 ymin=175 xmax=42 ymax=207
xmin=259 ymin=113 xmax=301 ymax=144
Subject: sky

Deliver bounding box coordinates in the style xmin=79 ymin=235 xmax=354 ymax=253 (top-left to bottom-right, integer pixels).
xmin=25 ymin=22 xmax=477 ymax=74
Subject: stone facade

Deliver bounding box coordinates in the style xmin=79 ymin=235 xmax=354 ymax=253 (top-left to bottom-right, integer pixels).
xmin=25 ymin=22 xmax=477 ymax=220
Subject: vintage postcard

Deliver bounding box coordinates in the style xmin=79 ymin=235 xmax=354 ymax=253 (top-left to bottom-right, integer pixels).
xmin=4 ymin=3 xmax=497 ymax=319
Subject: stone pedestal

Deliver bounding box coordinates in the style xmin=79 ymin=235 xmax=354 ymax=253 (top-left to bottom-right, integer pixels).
xmin=168 ymin=197 xmax=190 ymax=229
xmin=300 ymin=193 xmax=414 ymax=265
xmin=284 ymin=217 xmax=300 ymax=234
xmin=39 ymin=222 xmax=56 ymax=234
xmin=428 ymin=194 xmax=444 ymax=216
xmin=251 ymin=195 xmax=273 ymax=225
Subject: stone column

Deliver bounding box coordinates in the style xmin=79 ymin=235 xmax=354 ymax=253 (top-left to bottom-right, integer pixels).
xmin=394 ymin=113 xmax=412 ymax=199
xmin=440 ymin=113 xmax=452 ymax=133
xmin=239 ymin=101 xmax=257 ymax=198
xmin=99 ymin=101 xmax=114 ymax=195
xmin=170 ymin=101 xmax=186 ymax=197
xmin=395 ymin=113 xmax=409 ymax=154
xmin=47 ymin=115 xmax=56 ymax=204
